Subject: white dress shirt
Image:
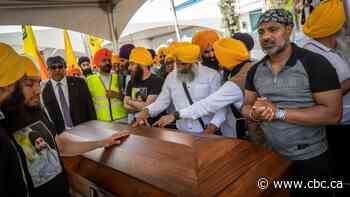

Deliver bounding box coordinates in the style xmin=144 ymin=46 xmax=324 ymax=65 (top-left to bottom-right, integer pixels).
xmin=179 ymin=81 xmax=244 ymax=137
xmin=50 ymin=77 xmax=71 ymax=129
xmin=146 ymin=65 xmax=227 ymax=133
xmin=99 ymin=73 xmax=111 ymax=88
xmin=304 ymin=38 xmax=350 ymax=124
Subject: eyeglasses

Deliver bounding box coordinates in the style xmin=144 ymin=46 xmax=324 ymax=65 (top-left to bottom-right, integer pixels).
xmin=49 ymin=64 xmax=64 ymax=70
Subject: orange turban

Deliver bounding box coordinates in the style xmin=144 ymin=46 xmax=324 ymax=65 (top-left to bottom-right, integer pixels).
xmin=303 ymin=0 xmax=345 ymax=38
xmin=129 ymin=47 xmax=153 ymax=66
xmin=93 ymin=48 xmax=112 ymax=67
xmin=21 ymin=56 xmax=40 ymax=77
xmin=67 ymin=68 xmax=82 ymax=76
xmin=192 ymin=30 xmax=220 ymax=53
xmin=213 ymin=38 xmax=249 ymax=70
xmin=111 ymin=54 xmax=120 ymax=65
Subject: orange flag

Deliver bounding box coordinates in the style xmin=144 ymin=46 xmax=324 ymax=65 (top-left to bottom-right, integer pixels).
xmin=22 ymin=25 xmax=48 ymax=80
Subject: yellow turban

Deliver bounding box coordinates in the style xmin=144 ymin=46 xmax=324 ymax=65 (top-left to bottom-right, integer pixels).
xmin=0 ymin=43 xmax=26 ymax=87
xmin=303 ymin=0 xmax=345 ymax=38
xmin=157 ymin=47 xmax=170 ymax=56
xmin=129 ymin=47 xmax=153 ymax=66
xmin=21 ymin=56 xmax=40 ymax=77
xmin=174 ymin=42 xmax=200 ymax=64
xmin=165 ymin=54 xmax=175 ymax=63
xmin=111 ymin=54 xmax=120 ymax=65
xmin=192 ymin=30 xmax=220 ymax=53
xmin=213 ymin=38 xmax=249 ymax=70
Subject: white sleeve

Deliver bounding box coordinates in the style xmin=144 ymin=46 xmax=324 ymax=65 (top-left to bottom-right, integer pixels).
xmin=146 ymin=76 xmax=172 ymax=117
xmin=209 ymin=72 xmax=227 ymax=127
xmin=179 ymin=81 xmax=243 ymax=120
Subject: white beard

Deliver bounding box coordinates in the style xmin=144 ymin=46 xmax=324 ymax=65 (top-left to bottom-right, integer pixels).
xmin=176 ymin=64 xmax=198 ymax=83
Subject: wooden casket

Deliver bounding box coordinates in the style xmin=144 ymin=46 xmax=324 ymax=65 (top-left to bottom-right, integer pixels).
xmin=63 ymin=120 xmax=291 ymax=197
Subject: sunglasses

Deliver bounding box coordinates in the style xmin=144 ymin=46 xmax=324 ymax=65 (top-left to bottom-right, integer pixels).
xmin=49 ymin=64 xmax=64 ymax=70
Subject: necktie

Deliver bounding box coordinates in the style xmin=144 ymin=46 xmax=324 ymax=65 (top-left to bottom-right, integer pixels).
xmin=57 ymin=82 xmax=73 ymax=128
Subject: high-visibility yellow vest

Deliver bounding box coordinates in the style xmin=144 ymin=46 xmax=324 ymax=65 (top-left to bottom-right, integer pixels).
xmin=87 ymin=73 xmax=126 ymax=121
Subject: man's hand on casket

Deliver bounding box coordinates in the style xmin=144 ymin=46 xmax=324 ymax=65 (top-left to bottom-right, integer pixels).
xmin=132 ymin=109 xmax=151 ymax=127
xmin=152 ymin=114 xmax=176 ymax=128
xmin=102 ymin=130 xmax=130 ymax=148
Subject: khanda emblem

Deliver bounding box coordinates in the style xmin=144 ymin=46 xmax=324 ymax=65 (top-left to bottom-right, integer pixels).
xmin=89 ymin=37 xmax=96 ymax=47
xmin=22 ymin=25 xmax=28 ymax=40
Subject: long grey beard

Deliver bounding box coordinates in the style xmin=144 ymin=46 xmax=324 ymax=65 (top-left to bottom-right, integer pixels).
xmin=176 ymin=64 xmax=197 ymax=83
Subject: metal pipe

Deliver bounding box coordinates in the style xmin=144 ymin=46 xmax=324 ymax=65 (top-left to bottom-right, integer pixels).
xmin=169 ymin=0 xmax=181 ymax=41
xmin=344 ymin=0 xmax=350 ymax=32
xmin=107 ymin=4 xmax=118 ymax=52
xmin=0 ymin=3 xmax=101 ymax=9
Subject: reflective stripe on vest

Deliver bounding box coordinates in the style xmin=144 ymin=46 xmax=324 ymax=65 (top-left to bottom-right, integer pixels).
xmin=87 ymin=73 xmax=127 ymax=121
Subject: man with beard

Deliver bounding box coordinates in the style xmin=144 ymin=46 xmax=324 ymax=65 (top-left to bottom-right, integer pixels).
xmin=241 ymin=9 xmax=341 ymax=196
xmin=0 ymin=43 xmax=129 ymax=197
xmin=133 ymin=43 xmax=227 ymax=135
xmin=303 ymin=0 xmax=350 ymax=194
xmin=42 ymin=56 xmax=96 ymax=133
xmin=87 ymin=48 xmax=127 ymax=122
xmin=78 ymin=56 xmax=93 ymax=77
xmin=118 ymin=44 xmax=135 ymax=94
xmin=123 ymin=47 xmax=162 ymax=124
xmin=192 ymin=30 xmax=220 ymax=71
xmin=135 ymin=38 xmax=249 ymax=138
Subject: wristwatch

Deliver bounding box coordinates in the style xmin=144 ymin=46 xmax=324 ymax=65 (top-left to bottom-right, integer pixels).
xmin=274 ymin=108 xmax=287 ymax=121
xmin=173 ymin=111 xmax=181 ymax=120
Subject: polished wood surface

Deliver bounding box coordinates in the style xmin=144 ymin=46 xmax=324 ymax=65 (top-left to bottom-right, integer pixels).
xmin=63 ymin=120 xmax=291 ymax=197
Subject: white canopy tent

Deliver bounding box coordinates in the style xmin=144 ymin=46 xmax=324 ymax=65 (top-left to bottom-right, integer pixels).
xmin=0 ymin=0 xmax=148 ymax=50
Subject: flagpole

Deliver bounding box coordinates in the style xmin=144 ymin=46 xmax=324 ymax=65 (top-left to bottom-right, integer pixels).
xmin=81 ymin=34 xmax=91 ymax=58
xmin=170 ymin=0 xmax=181 ymax=41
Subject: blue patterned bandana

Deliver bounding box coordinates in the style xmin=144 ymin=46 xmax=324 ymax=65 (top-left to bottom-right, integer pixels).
xmin=257 ymin=9 xmax=294 ymax=27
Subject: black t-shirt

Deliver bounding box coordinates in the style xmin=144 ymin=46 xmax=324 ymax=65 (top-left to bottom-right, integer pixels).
xmin=1 ymin=107 xmax=70 ymax=197
xmin=0 ymin=127 xmax=28 ymax=197
xmin=126 ymin=74 xmax=162 ymax=101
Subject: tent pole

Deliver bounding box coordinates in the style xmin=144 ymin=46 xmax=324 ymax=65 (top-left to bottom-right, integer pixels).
xmin=107 ymin=3 xmax=118 ymax=52
xmin=344 ymin=0 xmax=350 ymax=33
xmin=170 ymin=0 xmax=181 ymax=41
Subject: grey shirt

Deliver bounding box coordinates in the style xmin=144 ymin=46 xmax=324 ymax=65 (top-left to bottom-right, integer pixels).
xmin=246 ymin=44 xmax=340 ymax=160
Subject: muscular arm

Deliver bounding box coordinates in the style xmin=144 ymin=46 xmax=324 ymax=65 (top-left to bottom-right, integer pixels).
xmin=284 ymin=89 xmax=342 ymax=125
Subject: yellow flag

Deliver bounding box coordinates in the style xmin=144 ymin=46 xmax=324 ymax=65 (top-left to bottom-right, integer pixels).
xmin=88 ymin=35 xmax=103 ymax=59
xmin=64 ymin=29 xmax=78 ymax=70
xmin=22 ymin=25 xmax=48 ymax=80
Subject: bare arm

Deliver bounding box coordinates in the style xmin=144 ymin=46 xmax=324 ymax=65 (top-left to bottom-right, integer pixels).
xmin=126 ymin=95 xmax=158 ymax=111
xmin=284 ymin=89 xmax=342 ymax=125
xmin=123 ymin=96 xmax=138 ymax=112
xmin=55 ymin=131 xmax=129 ymax=157
xmin=341 ymin=79 xmax=350 ymax=95
xmin=241 ymin=90 xmax=258 ymax=118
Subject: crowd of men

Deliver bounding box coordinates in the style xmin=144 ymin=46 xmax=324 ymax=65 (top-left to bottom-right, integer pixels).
xmin=1 ymin=0 xmax=349 ymax=196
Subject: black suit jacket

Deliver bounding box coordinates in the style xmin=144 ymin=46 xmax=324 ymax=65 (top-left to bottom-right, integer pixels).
xmin=42 ymin=76 xmax=96 ymax=134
